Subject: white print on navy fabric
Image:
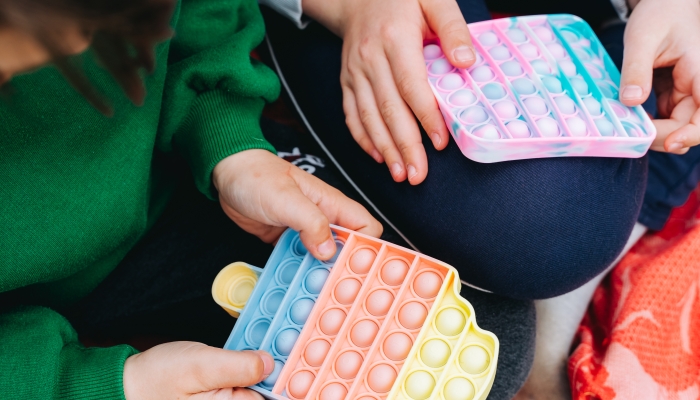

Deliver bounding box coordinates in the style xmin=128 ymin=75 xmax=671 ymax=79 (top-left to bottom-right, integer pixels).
xmin=278 ymin=147 xmax=325 ymax=174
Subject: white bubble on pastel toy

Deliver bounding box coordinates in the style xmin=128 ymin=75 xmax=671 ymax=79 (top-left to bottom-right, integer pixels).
xmin=533 ymin=26 xmax=554 ymax=42
xmin=429 ymin=58 xmax=453 ymax=75
xmin=444 ymin=377 xmax=476 ymax=400
xmin=524 ymin=97 xmax=548 ymax=115
xmin=518 ymin=43 xmax=539 ymax=59
xmin=570 ymin=77 xmax=588 ymax=95
xmin=536 ymin=117 xmax=560 ymax=137
xmin=595 ymin=118 xmax=615 ymax=136
xmin=561 ymin=29 xmax=580 ymax=43
xmin=261 ymin=360 xmax=284 ymax=387
xmin=493 ymin=101 xmax=519 ymax=119
xmin=506 ymin=120 xmax=531 ymax=138
xmin=531 ymin=59 xmax=551 ymax=75
xmin=512 ymin=78 xmax=536 ymax=95
xmin=438 ymin=73 xmax=465 ymax=90
xmin=274 ymin=329 xmax=299 ymax=356
xmin=501 ymin=61 xmax=523 ymax=77
xmin=473 ymin=124 xmax=500 ymax=139
xmin=583 ymin=97 xmax=602 ymax=116
xmin=449 ymin=89 xmax=477 ymax=106
xmin=554 ymin=96 xmax=576 ymax=114
xmin=489 ymin=45 xmax=511 ymax=60
xmin=566 ymin=116 xmax=588 ymax=137
xmin=460 ymin=106 xmax=488 ymax=124
xmin=290 ymin=297 xmax=315 ymax=325
xmin=471 ymin=65 xmax=495 ymax=82
xmin=545 ymin=43 xmax=567 ymax=59
xmin=560 ymin=60 xmax=577 ymax=77
xmin=506 ymin=28 xmax=527 ymax=43
xmin=585 ymin=63 xmax=603 ymax=79
xmin=542 ymin=76 xmax=563 ymax=93
xmin=599 ymin=82 xmax=618 ymax=99
xmin=574 ymin=48 xmax=590 ymax=61
xmin=478 ymin=32 xmax=499 ymax=46
xmin=423 ymin=44 xmax=443 ymax=60
xmin=482 ymin=83 xmax=506 ymax=100
xmin=304 ymin=268 xmax=329 ymax=294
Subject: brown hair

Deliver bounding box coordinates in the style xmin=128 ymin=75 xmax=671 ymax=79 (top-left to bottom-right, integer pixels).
xmin=0 ymin=0 xmax=176 ymax=115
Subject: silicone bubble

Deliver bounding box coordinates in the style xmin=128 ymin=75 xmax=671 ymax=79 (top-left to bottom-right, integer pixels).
xmin=229 ymin=278 xmax=255 ymax=307
xmin=623 ymin=121 xmax=642 ymax=137
xmin=327 ymin=240 xmax=344 ymax=264
xmin=274 ymin=328 xmax=299 ymax=356
xmin=542 ymin=76 xmax=563 ymax=94
xmin=536 ymin=117 xmax=560 ymax=137
xmin=573 ymin=48 xmax=590 ymax=61
xmin=545 ymin=43 xmax=566 ymax=59
xmin=583 ymin=97 xmax=602 ymax=116
xmin=380 ymin=259 xmax=410 ymax=286
xmin=471 ymin=66 xmax=495 ymax=82
xmin=489 ymin=46 xmax=511 ymax=60
xmin=438 ymin=73 xmax=465 ymax=91
xmin=559 ymin=60 xmax=576 ymax=77
xmin=460 ymin=107 xmax=488 ymax=125
xmin=566 ymin=116 xmax=588 ymax=137
xmin=262 ymin=289 xmax=285 ymax=315
xmin=383 ymin=332 xmax=413 ymax=361
xmin=560 ymin=29 xmax=580 ymax=43
xmin=518 ymin=43 xmax=539 ymax=59
xmin=506 ymin=28 xmax=527 ymax=43
xmin=304 ymin=339 xmax=331 ymax=367
xmin=335 ymin=350 xmax=364 ymax=379
xmin=277 ymin=259 xmax=301 ymax=285
xmin=319 ymin=308 xmax=347 ymax=336
xmin=524 ymin=97 xmax=548 ymax=115
xmin=261 ymin=360 xmax=284 ymax=387
xmin=288 ymin=370 xmax=315 ymax=399
xmin=423 ymin=44 xmax=443 ymax=60
xmin=368 ymin=364 xmax=397 ymax=393
xmin=569 ymin=77 xmax=588 ymax=95
xmin=533 ymin=26 xmax=554 ymax=42
xmin=429 ymin=59 xmax=452 ymax=75
xmin=459 ymin=345 xmax=491 ymax=375
xmin=435 ymin=307 xmax=466 ymax=336
xmin=293 ymin=236 xmax=308 ymax=256
xmin=585 ymin=64 xmax=603 ymax=79
xmin=398 ymin=301 xmax=428 ymax=330
xmin=290 ymin=297 xmax=315 ymax=325
xmin=493 ymin=101 xmax=519 ymax=119
xmin=412 ymin=270 xmax=443 ymax=299
xmin=404 ymin=371 xmax=435 ymax=400
xmin=350 ymin=319 xmax=379 ymax=348
xmin=448 ymin=89 xmax=478 ymax=107
xmin=246 ymin=319 xmax=270 ymax=347
xmin=366 ymin=289 xmax=395 ymax=317
xmin=472 ymin=124 xmax=500 ymax=139
xmin=609 ymin=101 xmax=629 ymax=118
xmin=501 ymin=61 xmax=523 ymax=77
xmin=598 ymin=82 xmax=618 ymax=99
xmin=358 ymin=396 xmax=380 ymax=400
xmin=595 ymin=118 xmax=615 ymax=136
xmin=334 ymin=278 xmax=362 ymax=305
xmin=512 ymin=78 xmax=536 ymax=95
xmin=506 ymin=120 xmax=531 ymax=138
xmin=531 ymin=59 xmax=551 ymax=75
xmin=554 ymin=96 xmax=576 ymax=115
xmin=478 ymin=32 xmax=499 ymax=46
xmin=320 ymin=383 xmax=347 ymax=400
xmin=443 ymin=377 xmax=476 ymax=400
xmin=305 ymin=268 xmax=330 ymax=294
xmin=481 ymin=83 xmax=506 ymax=100
xmin=349 ymin=248 xmax=377 ymax=275
xmin=420 ymin=339 xmax=451 ymax=368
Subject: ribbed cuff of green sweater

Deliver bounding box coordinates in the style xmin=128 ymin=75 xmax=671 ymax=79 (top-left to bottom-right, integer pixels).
xmin=58 ymin=343 xmax=138 ymax=400
xmin=179 ymin=90 xmax=276 ymax=200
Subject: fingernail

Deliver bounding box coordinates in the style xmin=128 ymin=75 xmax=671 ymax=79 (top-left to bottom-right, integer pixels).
xmin=453 ymin=46 xmax=476 ymax=63
xmin=390 ymin=163 xmax=403 ymax=177
xmin=407 ymin=164 xmax=418 ymax=179
xmin=317 ymin=238 xmax=335 ymax=258
xmin=621 ymin=85 xmax=643 ymax=100
xmin=370 ymin=149 xmax=383 ymax=163
xmin=255 ymin=351 xmax=274 ymax=377
xmin=668 ymin=142 xmax=683 ymax=152
xmin=430 ymin=133 xmax=442 ymax=147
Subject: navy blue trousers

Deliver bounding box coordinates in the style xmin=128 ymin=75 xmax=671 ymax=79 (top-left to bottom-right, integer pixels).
xmin=261 ymin=2 xmax=700 ymax=300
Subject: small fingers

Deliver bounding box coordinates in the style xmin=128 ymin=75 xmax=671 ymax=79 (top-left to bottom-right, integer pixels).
xmin=342 ymin=84 xmax=384 ymax=163
xmin=422 ymin=0 xmax=475 ymax=68
xmin=619 ymin=20 xmax=659 ymax=106
xmin=189 ymin=347 xmax=273 ymax=390
xmin=652 ymin=96 xmax=700 ymax=153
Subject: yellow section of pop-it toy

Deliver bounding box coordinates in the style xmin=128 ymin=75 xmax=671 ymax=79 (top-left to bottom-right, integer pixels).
xmin=212 ymin=262 xmax=259 ymax=317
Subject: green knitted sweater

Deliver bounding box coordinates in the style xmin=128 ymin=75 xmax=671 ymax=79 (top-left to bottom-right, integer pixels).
xmin=0 ymin=0 xmax=280 ymax=397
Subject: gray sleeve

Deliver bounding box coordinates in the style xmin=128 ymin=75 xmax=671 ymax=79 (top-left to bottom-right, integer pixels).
xmin=259 ymin=0 xmax=310 ymax=28
xmin=610 ymin=0 xmax=630 ymax=21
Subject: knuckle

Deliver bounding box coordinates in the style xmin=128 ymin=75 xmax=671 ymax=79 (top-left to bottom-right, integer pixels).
xmin=357 ymin=38 xmax=374 ymax=63
xmin=379 ymin=23 xmax=402 ymax=43
xmin=378 ymin=99 xmax=398 ymax=121
xmin=395 ymin=73 xmax=420 ymax=101
xmin=359 ymin=107 xmax=374 ymax=127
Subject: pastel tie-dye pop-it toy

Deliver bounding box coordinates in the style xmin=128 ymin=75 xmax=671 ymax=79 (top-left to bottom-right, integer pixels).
xmin=425 ymin=14 xmax=656 ymax=163
xmin=212 ymin=226 xmax=499 ymax=400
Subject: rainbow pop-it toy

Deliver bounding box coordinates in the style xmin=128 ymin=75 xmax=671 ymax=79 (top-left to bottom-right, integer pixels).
xmin=425 ymin=14 xmax=656 ymax=163
xmin=212 ymin=226 xmax=499 ymax=400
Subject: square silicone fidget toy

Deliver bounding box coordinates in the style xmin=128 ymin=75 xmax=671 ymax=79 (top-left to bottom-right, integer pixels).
xmin=425 ymin=14 xmax=656 ymax=163
xmin=212 ymin=226 xmax=499 ymax=400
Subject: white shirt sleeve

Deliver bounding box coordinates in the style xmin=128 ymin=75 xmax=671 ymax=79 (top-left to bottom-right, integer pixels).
xmin=609 ymin=0 xmax=630 ymax=21
xmin=259 ymin=0 xmax=310 ymax=28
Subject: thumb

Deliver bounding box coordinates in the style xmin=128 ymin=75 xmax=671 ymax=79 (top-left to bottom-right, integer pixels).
xmin=422 ymin=0 xmax=476 ymax=68
xmin=619 ymin=22 xmax=658 ymax=106
xmin=192 ymin=349 xmax=274 ymax=390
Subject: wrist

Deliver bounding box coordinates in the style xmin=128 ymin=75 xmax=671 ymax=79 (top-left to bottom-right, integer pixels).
xmin=301 ymin=0 xmax=346 ymax=35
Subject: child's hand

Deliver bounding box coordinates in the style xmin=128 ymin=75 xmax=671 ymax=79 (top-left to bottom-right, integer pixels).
xmin=123 ymin=342 xmax=273 ymax=400
xmin=213 ymin=149 xmax=383 ymax=260
xmin=302 ymin=0 xmax=476 ymax=184
xmin=619 ymin=0 xmax=700 ymax=154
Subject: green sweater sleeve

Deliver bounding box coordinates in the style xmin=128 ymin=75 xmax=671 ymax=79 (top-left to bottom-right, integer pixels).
xmin=159 ymin=0 xmax=281 ymax=199
xmin=0 ymin=306 xmax=137 ymax=399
